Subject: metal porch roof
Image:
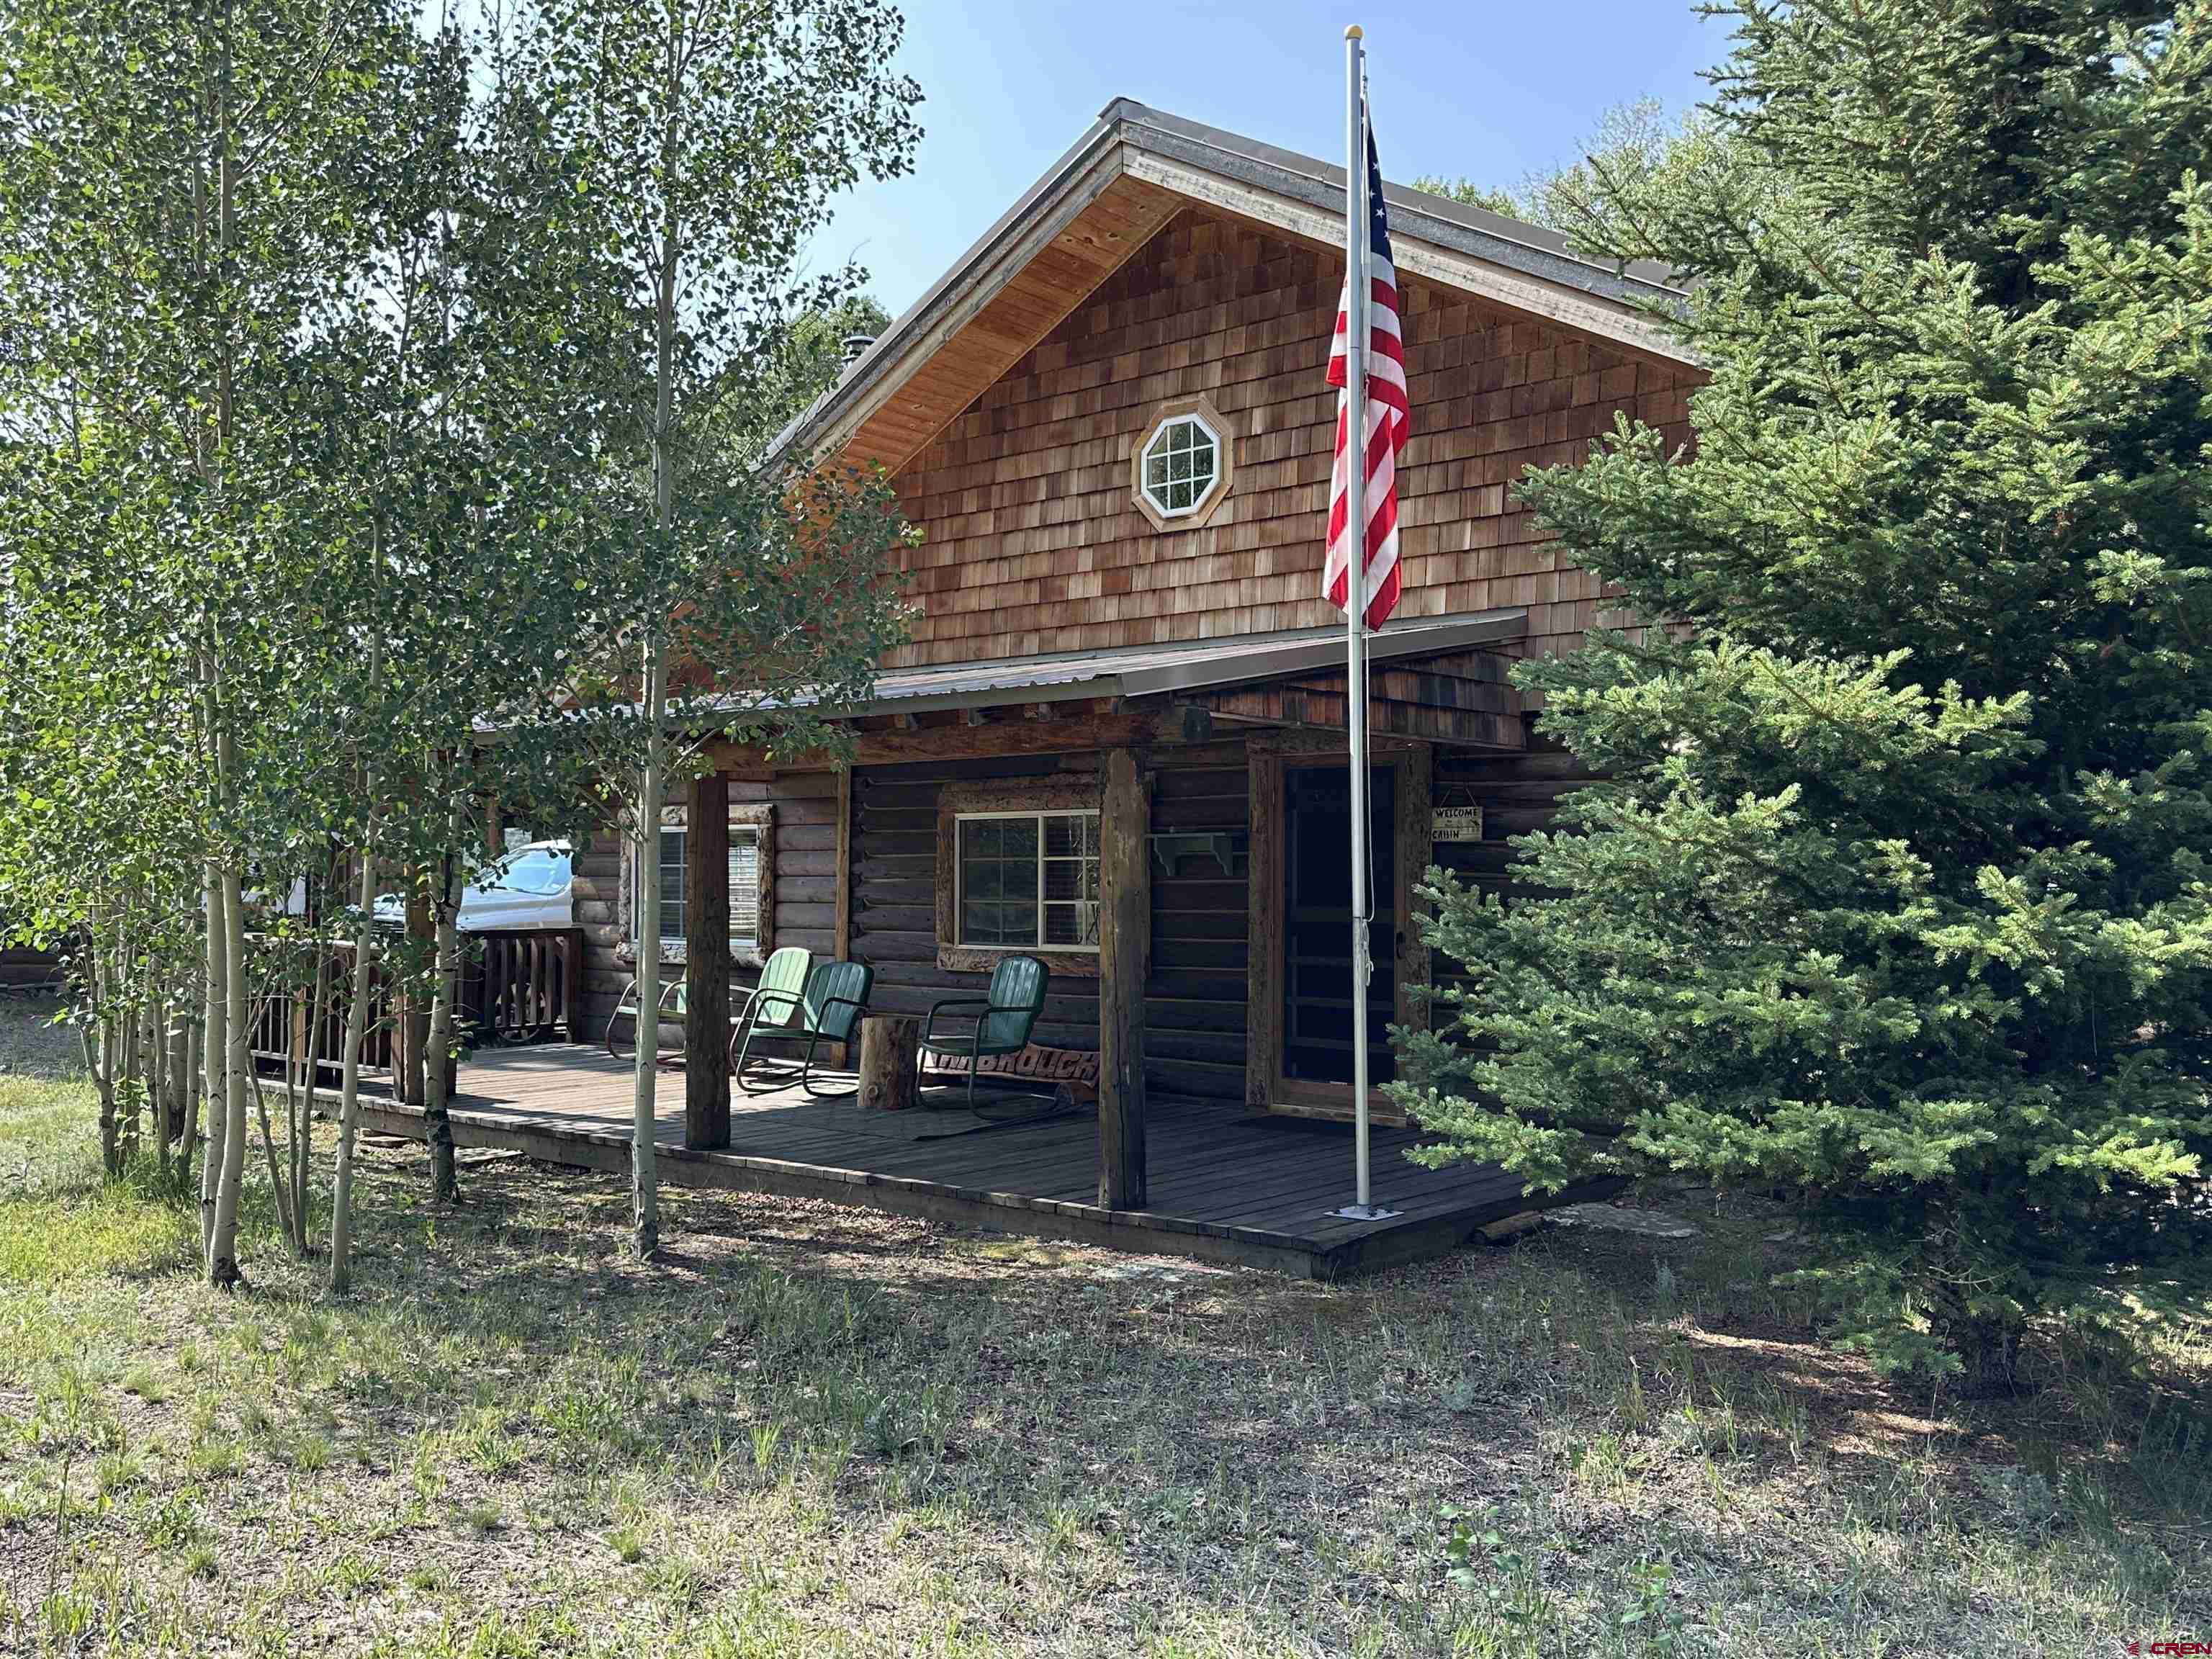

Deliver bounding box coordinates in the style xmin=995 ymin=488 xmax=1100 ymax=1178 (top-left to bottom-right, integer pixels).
xmin=843 ymin=608 xmax=1528 ymax=717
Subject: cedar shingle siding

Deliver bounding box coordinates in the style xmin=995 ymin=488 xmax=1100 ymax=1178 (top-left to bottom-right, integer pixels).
xmin=889 ymin=207 xmax=1696 ymax=669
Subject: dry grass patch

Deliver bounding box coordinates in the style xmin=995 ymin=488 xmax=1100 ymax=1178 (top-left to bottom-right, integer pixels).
xmin=0 ymin=1036 xmax=2205 ymax=1655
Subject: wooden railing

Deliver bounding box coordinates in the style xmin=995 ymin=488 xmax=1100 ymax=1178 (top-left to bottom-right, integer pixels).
xmin=246 ymin=940 xmax=400 ymax=1080
xmin=246 ymin=926 xmax=583 ymax=1093
xmin=459 ymin=928 xmax=585 ymax=1045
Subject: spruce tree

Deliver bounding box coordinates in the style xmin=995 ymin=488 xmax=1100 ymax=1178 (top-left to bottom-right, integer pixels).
xmin=1395 ymin=0 xmax=2212 ymax=1392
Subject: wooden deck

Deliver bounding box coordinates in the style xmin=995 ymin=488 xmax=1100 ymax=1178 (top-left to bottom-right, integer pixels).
xmin=350 ymin=1045 xmax=1563 ymax=1277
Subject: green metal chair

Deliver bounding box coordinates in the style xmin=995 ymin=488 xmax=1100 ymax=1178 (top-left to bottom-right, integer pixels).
xmin=734 ymin=959 xmax=874 ymax=1096
xmin=605 ymin=973 xmax=687 ymax=1067
xmin=722 ymin=945 xmax=811 ymax=1082
xmin=917 ymin=955 xmax=1050 ymax=1111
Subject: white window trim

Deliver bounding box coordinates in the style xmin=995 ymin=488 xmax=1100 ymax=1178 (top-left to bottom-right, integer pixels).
xmin=631 ymin=817 xmax=768 ymax=966
xmin=1138 ymin=411 xmax=1223 ymax=520
xmin=952 ymin=808 xmax=1102 ymax=955
xmin=729 ymin=825 xmax=763 ymax=956
xmin=650 ymin=824 xmax=689 ymax=961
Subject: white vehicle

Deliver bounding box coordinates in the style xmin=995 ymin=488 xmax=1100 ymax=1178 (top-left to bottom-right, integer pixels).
xmin=372 ymin=840 xmax=575 ymax=932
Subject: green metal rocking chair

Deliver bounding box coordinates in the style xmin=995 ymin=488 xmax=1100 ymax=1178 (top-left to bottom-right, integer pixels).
xmin=721 ymin=945 xmax=811 ymax=1081
xmin=733 ymin=958 xmax=874 ymax=1097
xmin=916 ymin=955 xmax=1050 ymax=1112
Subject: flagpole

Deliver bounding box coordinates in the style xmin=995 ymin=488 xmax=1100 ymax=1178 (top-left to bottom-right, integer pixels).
xmin=1341 ymin=23 xmax=1377 ymax=1217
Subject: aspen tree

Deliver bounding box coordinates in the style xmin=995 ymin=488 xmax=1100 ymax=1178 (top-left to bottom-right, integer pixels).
xmin=502 ymin=0 xmax=920 ymax=1256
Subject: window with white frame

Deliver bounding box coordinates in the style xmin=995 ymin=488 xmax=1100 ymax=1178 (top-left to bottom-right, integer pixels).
xmin=955 ymin=810 xmax=1100 ymax=951
xmin=1138 ymin=413 xmax=1220 ymax=518
xmin=655 ymin=827 xmax=687 ymax=947
xmin=729 ymin=832 xmax=761 ymax=953
xmin=639 ymin=824 xmax=763 ymax=959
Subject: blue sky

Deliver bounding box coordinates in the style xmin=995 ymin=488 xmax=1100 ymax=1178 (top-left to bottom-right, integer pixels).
xmin=809 ymin=1 xmax=1729 ymax=316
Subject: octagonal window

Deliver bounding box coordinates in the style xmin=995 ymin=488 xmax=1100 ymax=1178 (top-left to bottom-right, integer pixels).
xmin=1139 ymin=413 xmax=1221 ymax=519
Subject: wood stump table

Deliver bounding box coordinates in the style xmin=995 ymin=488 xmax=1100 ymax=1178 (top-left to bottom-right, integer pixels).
xmin=856 ymin=1012 xmax=921 ymax=1112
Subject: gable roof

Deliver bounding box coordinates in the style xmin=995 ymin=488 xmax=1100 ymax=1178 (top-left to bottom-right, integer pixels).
xmin=770 ymin=97 xmax=1693 ymax=479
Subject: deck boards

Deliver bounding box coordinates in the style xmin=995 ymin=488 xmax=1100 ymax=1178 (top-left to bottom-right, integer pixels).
xmin=351 ymin=1044 xmax=1555 ymax=1276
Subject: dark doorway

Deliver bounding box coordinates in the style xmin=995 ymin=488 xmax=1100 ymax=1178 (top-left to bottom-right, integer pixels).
xmin=1282 ymin=763 xmax=1395 ymax=1087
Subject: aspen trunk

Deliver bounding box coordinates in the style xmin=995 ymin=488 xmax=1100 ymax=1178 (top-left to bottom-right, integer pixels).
xmin=192 ymin=2 xmax=245 ymax=1283
xmin=331 ymin=819 xmax=379 ymax=1291
xmin=400 ymin=876 xmax=431 ymax=1105
xmin=295 ymin=929 xmax=330 ymax=1251
xmin=113 ymin=910 xmax=141 ymax=1165
xmin=149 ymin=995 xmax=170 ymax=1177
xmin=631 ymin=634 xmax=664 ymax=1260
xmin=199 ymin=863 xmax=226 ymax=1255
xmin=331 ymin=609 xmax=383 ymax=1285
xmin=207 ymin=862 xmax=251 ymax=1287
xmin=255 ymin=1015 xmax=296 ymax=1251
xmin=180 ymin=995 xmax=202 ymax=1194
xmin=119 ymin=968 xmax=143 ymax=1166
xmin=202 ymin=2 xmax=253 ymax=1287
xmin=83 ymin=1017 xmax=118 ymax=1175
xmin=631 ymin=141 xmax=679 ymax=1262
xmin=164 ymin=994 xmax=189 ymax=1157
xmin=423 ymin=855 xmax=460 ymax=1202
xmin=264 ymin=927 xmax=305 ymax=1253
xmin=91 ymin=945 xmax=120 ymax=1177
xmin=308 ymin=944 xmax=331 ymax=1201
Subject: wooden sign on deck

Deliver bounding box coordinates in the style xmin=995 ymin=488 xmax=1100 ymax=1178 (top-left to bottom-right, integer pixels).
xmin=920 ymin=1043 xmax=1100 ymax=1101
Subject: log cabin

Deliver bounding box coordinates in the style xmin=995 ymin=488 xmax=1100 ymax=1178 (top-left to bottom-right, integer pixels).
xmin=562 ymin=99 xmax=1699 ymax=1211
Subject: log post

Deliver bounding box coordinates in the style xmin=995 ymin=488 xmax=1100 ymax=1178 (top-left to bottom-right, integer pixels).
xmin=1097 ymin=746 xmax=1149 ymax=1209
xmin=685 ymin=768 xmax=732 ymax=1149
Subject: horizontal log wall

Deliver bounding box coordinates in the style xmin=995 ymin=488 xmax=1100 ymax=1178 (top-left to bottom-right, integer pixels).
xmin=889 ymin=207 xmax=1699 ymax=670
xmin=1415 ymin=737 xmax=1600 ymax=1049
xmin=0 ymin=944 xmax=61 ymax=990
xmin=770 ymin=771 xmax=842 ymax=963
xmin=574 ymin=838 xmax=625 ymax=1039
xmin=850 ymin=753 xmax=1103 ymax=1055
xmin=1428 ymin=737 xmax=1601 ymax=901
xmin=1190 ymin=648 xmax=1521 ymax=748
xmin=574 ymin=772 xmax=839 ymax=1044
xmin=848 ymin=749 xmax=1251 ymax=1106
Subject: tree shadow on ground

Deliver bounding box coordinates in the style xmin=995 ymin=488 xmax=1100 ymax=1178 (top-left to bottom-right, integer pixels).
xmin=14 ymin=1123 xmax=2206 ymax=1655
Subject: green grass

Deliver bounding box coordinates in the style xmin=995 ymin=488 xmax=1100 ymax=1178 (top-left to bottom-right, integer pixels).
xmin=0 ymin=1043 xmax=2206 ymax=1655
xmin=0 ymin=1075 xmax=199 ymax=1284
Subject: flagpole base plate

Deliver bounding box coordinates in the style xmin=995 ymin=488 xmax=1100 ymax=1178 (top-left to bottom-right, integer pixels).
xmin=1326 ymin=1204 xmax=1401 ymax=1222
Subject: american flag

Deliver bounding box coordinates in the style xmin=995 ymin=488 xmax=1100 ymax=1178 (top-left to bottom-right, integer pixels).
xmin=1323 ymin=122 xmax=1408 ymax=631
